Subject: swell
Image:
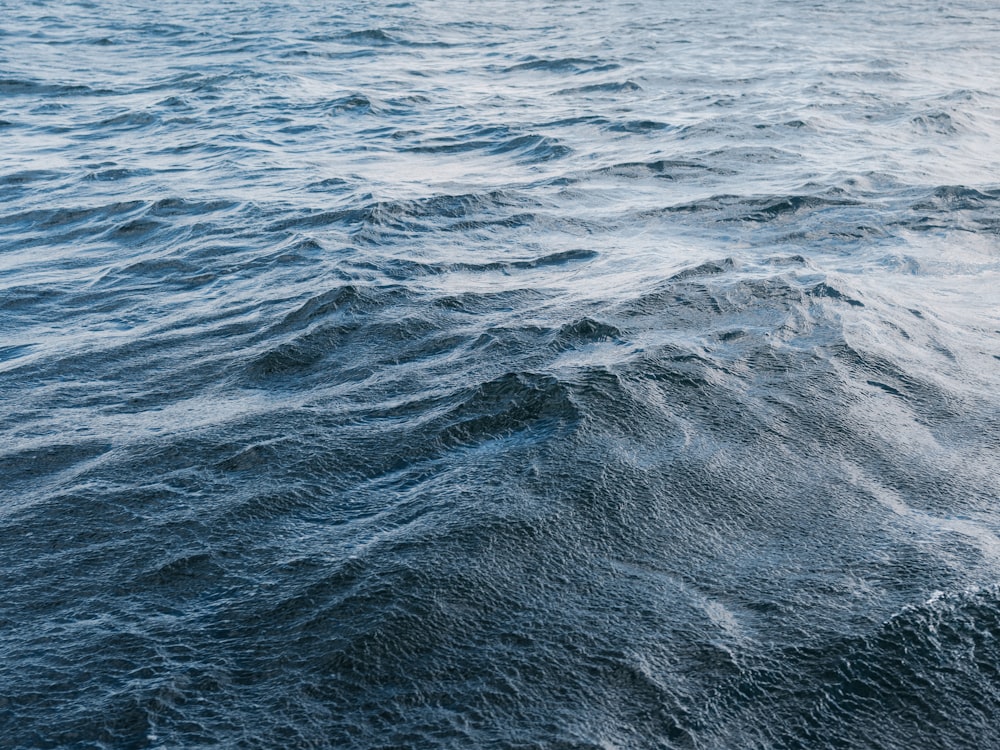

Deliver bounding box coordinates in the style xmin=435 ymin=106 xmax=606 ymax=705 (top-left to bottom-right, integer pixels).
xmin=707 ymin=585 xmax=1000 ymax=747
xmin=4 ymin=244 xmax=999 ymax=750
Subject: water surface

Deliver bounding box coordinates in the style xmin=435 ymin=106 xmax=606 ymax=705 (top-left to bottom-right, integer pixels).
xmin=2 ymin=1 xmax=1000 ymax=747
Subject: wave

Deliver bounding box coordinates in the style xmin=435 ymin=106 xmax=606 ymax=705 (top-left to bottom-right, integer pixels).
xmin=502 ymin=56 xmax=622 ymax=74
xmin=403 ymin=127 xmax=570 ymax=162
xmin=556 ymin=80 xmax=642 ymax=95
xmin=709 ymin=585 xmax=1000 ymax=747
xmin=264 ymin=188 xmax=539 ymax=241
xmin=0 ymin=77 xmax=109 ymax=97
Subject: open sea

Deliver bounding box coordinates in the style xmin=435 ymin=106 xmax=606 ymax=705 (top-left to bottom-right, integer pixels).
xmin=2 ymin=0 xmax=1000 ymax=747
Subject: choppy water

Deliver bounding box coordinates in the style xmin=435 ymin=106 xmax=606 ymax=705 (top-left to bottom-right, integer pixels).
xmin=3 ymin=0 xmax=1000 ymax=747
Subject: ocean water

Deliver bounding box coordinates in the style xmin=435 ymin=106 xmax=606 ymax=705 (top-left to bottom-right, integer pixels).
xmin=2 ymin=0 xmax=1000 ymax=747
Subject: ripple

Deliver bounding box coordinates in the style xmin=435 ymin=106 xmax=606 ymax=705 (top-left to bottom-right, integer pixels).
xmin=3 ymin=0 xmax=1000 ymax=747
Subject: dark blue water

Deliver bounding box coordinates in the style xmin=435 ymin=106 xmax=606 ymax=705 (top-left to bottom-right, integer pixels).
xmin=3 ymin=0 xmax=1000 ymax=747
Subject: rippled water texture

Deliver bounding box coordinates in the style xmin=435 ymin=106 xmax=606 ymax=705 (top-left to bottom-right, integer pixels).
xmin=3 ymin=0 xmax=1000 ymax=747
